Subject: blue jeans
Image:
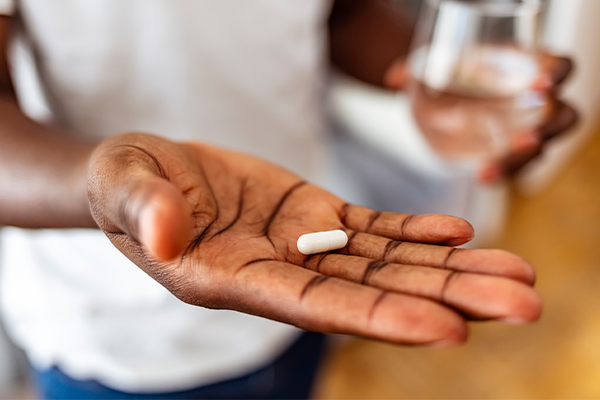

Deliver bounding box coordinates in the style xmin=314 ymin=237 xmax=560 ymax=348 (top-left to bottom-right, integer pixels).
xmin=31 ymin=331 xmax=326 ymax=399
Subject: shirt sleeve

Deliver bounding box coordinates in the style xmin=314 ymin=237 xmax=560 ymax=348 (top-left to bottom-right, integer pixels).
xmin=0 ymin=0 xmax=14 ymax=15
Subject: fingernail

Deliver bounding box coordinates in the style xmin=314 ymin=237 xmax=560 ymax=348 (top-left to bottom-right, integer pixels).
xmin=137 ymin=201 xmax=155 ymax=248
xmin=532 ymin=73 xmax=552 ymax=90
xmin=496 ymin=316 xmax=529 ymax=325
xmin=478 ymin=165 xmax=504 ymax=184
xmin=430 ymin=339 xmax=462 ymax=348
xmin=445 ymin=236 xmax=474 ymax=247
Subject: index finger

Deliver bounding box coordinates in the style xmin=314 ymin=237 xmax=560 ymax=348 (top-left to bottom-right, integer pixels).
xmin=340 ymin=204 xmax=474 ymax=246
xmin=535 ymin=54 xmax=574 ymax=90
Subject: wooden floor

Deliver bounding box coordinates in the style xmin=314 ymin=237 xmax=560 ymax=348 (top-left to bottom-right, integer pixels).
xmin=315 ymin=130 xmax=600 ymax=399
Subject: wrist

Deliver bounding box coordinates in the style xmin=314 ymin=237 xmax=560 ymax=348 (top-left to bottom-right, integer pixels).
xmin=77 ymin=143 xmax=100 ymax=228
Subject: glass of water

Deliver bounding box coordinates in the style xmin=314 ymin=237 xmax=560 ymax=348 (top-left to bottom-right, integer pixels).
xmin=407 ymin=0 xmax=549 ymax=162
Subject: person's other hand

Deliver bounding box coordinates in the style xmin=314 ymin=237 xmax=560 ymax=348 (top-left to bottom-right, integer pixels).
xmin=88 ymin=133 xmax=541 ymax=346
xmin=384 ymin=53 xmax=578 ymax=183
xmin=479 ymin=53 xmax=578 ymax=183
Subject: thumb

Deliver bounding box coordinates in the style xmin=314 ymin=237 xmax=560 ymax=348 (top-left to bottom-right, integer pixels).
xmin=88 ymin=135 xmax=198 ymax=262
xmin=124 ymin=176 xmax=192 ymax=261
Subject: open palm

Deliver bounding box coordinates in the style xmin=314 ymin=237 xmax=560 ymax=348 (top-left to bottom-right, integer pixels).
xmin=88 ymin=133 xmax=541 ymax=346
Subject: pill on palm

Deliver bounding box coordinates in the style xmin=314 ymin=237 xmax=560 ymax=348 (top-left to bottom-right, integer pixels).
xmin=296 ymin=230 xmax=348 ymax=255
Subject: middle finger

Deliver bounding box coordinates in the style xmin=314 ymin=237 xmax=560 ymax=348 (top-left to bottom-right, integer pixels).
xmin=339 ymin=231 xmax=536 ymax=285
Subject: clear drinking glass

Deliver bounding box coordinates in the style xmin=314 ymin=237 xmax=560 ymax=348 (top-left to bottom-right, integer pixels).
xmin=407 ymin=0 xmax=549 ymax=162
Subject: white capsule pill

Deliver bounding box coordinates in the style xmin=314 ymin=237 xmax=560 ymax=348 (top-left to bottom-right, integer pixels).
xmin=297 ymin=229 xmax=348 ymax=255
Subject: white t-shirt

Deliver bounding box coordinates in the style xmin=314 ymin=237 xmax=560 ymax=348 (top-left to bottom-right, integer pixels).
xmin=0 ymin=0 xmax=331 ymax=392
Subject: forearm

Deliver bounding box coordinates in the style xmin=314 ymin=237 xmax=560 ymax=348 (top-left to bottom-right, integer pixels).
xmin=328 ymin=0 xmax=414 ymax=87
xmin=0 ymin=91 xmax=97 ymax=228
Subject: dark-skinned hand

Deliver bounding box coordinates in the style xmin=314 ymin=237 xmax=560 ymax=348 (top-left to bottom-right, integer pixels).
xmin=88 ymin=133 xmax=542 ymax=347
